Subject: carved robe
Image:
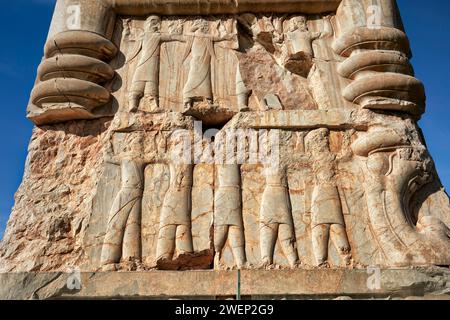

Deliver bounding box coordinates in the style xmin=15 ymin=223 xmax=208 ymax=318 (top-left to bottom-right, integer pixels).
xmin=260 ymin=184 xmax=293 ymax=225
xmin=183 ymin=36 xmax=216 ymax=100
xmin=107 ymin=160 xmax=144 ymax=230
xmin=129 ymin=32 xmax=163 ymax=96
xmin=311 ymin=152 xmax=345 ymax=228
xmin=159 ymin=165 xmax=193 ymax=228
xmin=101 ymin=160 xmax=144 ymax=264
xmin=214 ymin=165 xmax=243 ymax=227
xmin=215 ymin=186 xmax=243 ymax=227
xmin=311 ymin=183 xmax=345 ymax=227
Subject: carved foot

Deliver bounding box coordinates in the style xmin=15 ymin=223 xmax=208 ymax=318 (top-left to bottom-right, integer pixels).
xmin=144 ymin=256 xmax=157 ymax=269
xmin=342 ymin=253 xmax=353 ymax=267
xmin=120 ymin=259 xmax=140 ymax=271
xmin=237 ymin=261 xmax=251 ymax=270
xmin=216 ymin=262 xmax=251 ymax=271
xmin=235 ymin=260 xmax=249 ymax=270
xmin=259 ymin=258 xmax=273 ymax=269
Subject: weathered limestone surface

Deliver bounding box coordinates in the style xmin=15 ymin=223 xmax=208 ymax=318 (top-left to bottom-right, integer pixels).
xmin=0 ymin=268 xmax=449 ymax=300
xmin=1 ymin=0 xmax=450 ymax=299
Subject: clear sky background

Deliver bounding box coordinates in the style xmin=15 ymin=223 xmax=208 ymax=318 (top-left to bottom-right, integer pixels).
xmin=0 ymin=1 xmax=449 ymax=239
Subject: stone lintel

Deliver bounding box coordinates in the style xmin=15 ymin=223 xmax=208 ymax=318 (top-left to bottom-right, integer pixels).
xmin=229 ymin=109 xmax=367 ymax=131
xmin=110 ymin=110 xmax=368 ymax=132
xmin=106 ymin=0 xmax=341 ymax=16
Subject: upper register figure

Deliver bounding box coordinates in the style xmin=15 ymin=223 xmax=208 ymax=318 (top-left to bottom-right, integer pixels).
xmin=125 ymin=16 xmax=184 ymax=112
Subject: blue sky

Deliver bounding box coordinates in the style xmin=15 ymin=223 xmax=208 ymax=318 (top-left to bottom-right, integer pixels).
xmin=0 ymin=1 xmax=449 ymax=239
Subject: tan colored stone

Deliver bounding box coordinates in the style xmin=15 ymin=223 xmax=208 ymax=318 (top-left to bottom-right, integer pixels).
xmin=1 ymin=267 xmax=449 ymax=299
xmin=1 ymin=0 xmax=450 ymax=300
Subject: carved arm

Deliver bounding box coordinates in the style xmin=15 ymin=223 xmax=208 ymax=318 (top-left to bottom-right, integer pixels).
xmin=104 ymin=139 xmax=121 ymax=166
xmin=161 ymin=34 xmax=187 ymax=43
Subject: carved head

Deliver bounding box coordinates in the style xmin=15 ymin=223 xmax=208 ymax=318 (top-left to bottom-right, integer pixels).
xmin=237 ymin=13 xmax=259 ymax=35
xmin=145 ymin=15 xmax=161 ymax=33
xmin=305 ymin=128 xmax=330 ymax=155
xmin=115 ymin=131 xmax=145 ymax=159
xmin=288 ymin=16 xmax=308 ymax=32
xmin=200 ymin=19 xmax=210 ymax=33
xmin=168 ymin=20 xmax=184 ymax=35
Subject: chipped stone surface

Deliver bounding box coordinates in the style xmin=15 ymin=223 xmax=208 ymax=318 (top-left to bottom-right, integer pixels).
xmin=0 ymin=119 xmax=111 ymax=272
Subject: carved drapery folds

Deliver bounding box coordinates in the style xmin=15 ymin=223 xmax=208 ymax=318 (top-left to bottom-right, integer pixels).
xmin=3 ymin=0 xmax=449 ymax=274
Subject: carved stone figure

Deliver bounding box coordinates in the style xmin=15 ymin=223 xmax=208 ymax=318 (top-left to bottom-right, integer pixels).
xmin=100 ymin=133 xmax=146 ymax=270
xmin=214 ymin=164 xmax=246 ymax=269
xmin=260 ymin=165 xmax=300 ymax=268
xmin=280 ymin=16 xmax=331 ymax=77
xmin=125 ymin=16 xmax=184 ymax=112
xmin=284 ymin=18 xmax=316 ymax=57
xmin=156 ymin=164 xmax=194 ymax=265
xmin=306 ymin=128 xmax=351 ymax=267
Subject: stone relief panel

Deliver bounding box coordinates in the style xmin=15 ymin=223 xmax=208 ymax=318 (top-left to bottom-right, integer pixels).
xmin=117 ymin=16 xmax=242 ymax=121
xmin=112 ymin=14 xmax=349 ymax=121
xmin=25 ymin=1 xmax=427 ymax=125
xmin=82 ymin=122 xmax=407 ymax=271
xmin=26 ymin=10 xmax=367 ymax=125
